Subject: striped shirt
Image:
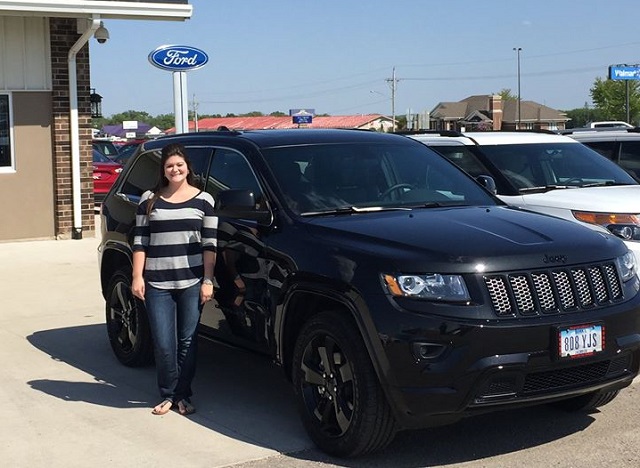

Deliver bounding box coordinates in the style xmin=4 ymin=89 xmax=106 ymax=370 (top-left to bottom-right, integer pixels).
xmin=133 ymin=190 xmax=218 ymax=289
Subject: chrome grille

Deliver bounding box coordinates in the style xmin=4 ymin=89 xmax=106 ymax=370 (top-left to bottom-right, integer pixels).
xmin=484 ymin=262 xmax=623 ymax=317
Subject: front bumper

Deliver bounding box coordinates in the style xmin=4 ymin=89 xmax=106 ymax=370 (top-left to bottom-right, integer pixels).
xmin=368 ymin=293 xmax=640 ymax=430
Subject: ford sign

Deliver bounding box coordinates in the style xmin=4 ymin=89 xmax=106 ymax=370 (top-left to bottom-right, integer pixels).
xmin=148 ymin=45 xmax=208 ymax=72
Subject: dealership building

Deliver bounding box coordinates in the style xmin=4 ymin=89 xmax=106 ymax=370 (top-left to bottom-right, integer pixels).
xmin=0 ymin=1 xmax=192 ymax=241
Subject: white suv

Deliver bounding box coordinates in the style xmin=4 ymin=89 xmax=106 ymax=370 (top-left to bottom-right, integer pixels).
xmin=408 ymin=131 xmax=640 ymax=265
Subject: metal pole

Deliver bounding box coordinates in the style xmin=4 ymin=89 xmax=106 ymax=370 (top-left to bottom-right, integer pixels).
xmin=513 ymin=47 xmax=522 ymax=129
xmin=626 ymin=80 xmax=630 ymax=123
xmin=386 ymin=67 xmax=397 ymax=132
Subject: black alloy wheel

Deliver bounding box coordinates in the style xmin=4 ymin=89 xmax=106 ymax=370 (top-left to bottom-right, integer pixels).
xmin=105 ymin=270 xmax=153 ymax=367
xmin=292 ymin=311 xmax=396 ymax=457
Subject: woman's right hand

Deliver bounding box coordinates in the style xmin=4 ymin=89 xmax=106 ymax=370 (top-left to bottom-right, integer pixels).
xmin=131 ymin=276 xmax=145 ymax=301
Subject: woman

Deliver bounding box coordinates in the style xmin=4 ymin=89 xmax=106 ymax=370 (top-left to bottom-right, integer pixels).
xmin=131 ymin=142 xmax=217 ymax=416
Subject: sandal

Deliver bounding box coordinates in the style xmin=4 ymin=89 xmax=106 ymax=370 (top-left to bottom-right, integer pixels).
xmin=151 ymin=399 xmax=173 ymax=415
xmin=175 ymin=398 xmax=196 ymax=416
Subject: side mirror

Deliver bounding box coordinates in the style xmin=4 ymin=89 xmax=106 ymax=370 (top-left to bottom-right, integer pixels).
xmin=476 ymin=175 xmax=497 ymax=195
xmin=215 ymin=189 xmax=271 ymax=223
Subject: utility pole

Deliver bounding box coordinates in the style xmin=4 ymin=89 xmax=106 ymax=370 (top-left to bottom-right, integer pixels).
xmin=191 ymin=93 xmax=199 ymax=132
xmin=385 ymin=67 xmax=398 ymax=132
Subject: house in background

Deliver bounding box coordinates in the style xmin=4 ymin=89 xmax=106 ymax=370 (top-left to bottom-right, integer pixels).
xmin=166 ymin=114 xmax=395 ymax=133
xmin=430 ymin=95 xmax=569 ymax=132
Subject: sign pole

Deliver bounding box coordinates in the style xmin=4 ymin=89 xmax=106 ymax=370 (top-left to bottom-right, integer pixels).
xmin=173 ymin=71 xmax=188 ymax=134
xmin=149 ymin=45 xmax=209 ymax=134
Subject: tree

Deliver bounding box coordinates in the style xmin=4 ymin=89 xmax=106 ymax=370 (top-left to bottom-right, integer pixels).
xmin=590 ymin=77 xmax=640 ymax=124
xmin=562 ymin=103 xmax=605 ymax=128
xmin=496 ymin=88 xmax=517 ymax=101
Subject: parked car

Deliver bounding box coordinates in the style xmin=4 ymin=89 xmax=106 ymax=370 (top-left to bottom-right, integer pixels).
xmin=587 ymin=121 xmax=634 ymax=129
xmin=93 ymin=148 xmax=123 ymax=203
xmin=113 ymin=140 xmax=143 ymax=166
xmin=99 ymin=129 xmax=640 ymax=457
xmin=407 ymin=130 xmax=640 ymax=267
xmin=93 ymin=139 xmax=120 ymax=160
xmin=563 ymin=128 xmax=640 ymax=179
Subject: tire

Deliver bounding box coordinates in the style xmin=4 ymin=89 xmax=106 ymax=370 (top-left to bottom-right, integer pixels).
xmin=105 ymin=269 xmax=154 ymax=367
xmin=292 ymin=311 xmax=397 ymax=457
xmin=550 ymin=389 xmax=620 ymax=412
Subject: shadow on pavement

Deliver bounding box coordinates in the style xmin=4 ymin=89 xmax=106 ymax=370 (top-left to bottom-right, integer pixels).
xmin=27 ymin=323 xmax=597 ymax=466
xmin=26 ymin=323 xmax=309 ymax=453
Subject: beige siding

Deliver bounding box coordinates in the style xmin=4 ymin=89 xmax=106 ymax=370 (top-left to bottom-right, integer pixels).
xmin=0 ymin=92 xmax=54 ymax=241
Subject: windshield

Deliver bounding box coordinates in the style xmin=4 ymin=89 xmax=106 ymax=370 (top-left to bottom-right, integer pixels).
xmin=479 ymin=142 xmax=637 ymax=190
xmin=261 ymin=142 xmax=497 ymax=215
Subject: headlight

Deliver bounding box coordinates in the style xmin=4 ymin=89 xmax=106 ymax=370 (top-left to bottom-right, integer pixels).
xmin=616 ymin=251 xmax=637 ymax=282
xmin=573 ymin=211 xmax=640 ymax=241
xmin=382 ymin=273 xmax=470 ymax=301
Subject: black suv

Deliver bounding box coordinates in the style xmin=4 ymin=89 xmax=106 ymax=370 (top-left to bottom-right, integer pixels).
xmin=98 ymin=129 xmax=640 ymax=457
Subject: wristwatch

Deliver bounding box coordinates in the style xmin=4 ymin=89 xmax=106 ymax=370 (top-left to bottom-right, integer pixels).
xmin=202 ymin=277 xmax=214 ymax=286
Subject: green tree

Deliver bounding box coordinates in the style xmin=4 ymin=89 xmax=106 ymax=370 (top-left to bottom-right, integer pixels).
xmin=562 ymin=103 xmax=605 ymax=128
xmin=590 ymin=77 xmax=640 ymax=124
xmin=150 ymin=113 xmax=175 ymax=131
xmin=496 ymin=88 xmax=517 ymax=101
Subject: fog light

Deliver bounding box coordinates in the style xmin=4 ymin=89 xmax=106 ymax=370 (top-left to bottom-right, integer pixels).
xmin=412 ymin=342 xmax=447 ymax=361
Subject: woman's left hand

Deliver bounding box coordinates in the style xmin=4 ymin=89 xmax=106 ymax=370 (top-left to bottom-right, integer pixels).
xmin=200 ymin=283 xmax=214 ymax=304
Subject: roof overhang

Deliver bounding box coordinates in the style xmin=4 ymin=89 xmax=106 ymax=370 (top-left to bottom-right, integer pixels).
xmin=0 ymin=1 xmax=192 ymax=21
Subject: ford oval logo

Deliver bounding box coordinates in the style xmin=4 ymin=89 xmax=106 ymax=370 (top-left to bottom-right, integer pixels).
xmin=148 ymin=45 xmax=209 ymax=72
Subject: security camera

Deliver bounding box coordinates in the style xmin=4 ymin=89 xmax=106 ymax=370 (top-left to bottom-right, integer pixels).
xmin=94 ymin=22 xmax=109 ymax=44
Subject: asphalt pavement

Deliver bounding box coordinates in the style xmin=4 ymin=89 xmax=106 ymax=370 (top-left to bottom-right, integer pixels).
xmin=1 ymin=216 xmax=639 ymax=468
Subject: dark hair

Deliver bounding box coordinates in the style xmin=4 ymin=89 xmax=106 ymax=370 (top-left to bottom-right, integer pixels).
xmin=146 ymin=143 xmax=196 ymax=214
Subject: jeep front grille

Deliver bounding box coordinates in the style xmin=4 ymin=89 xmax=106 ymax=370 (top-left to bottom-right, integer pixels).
xmin=484 ymin=262 xmax=622 ymax=317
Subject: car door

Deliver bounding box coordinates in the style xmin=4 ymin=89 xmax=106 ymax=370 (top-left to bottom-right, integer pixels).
xmin=200 ymin=147 xmax=273 ymax=353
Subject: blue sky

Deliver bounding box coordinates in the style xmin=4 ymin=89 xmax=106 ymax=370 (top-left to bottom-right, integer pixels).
xmin=90 ymin=0 xmax=640 ymax=118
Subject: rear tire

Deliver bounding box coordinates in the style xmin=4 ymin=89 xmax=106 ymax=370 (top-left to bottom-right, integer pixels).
xmin=105 ymin=269 xmax=154 ymax=367
xmin=551 ymin=389 xmax=620 ymax=412
xmin=292 ymin=311 xmax=397 ymax=457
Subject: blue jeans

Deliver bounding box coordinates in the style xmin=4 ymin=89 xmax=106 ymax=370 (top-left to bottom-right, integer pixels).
xmin=145 ymin=282 xmax=202 ymax=402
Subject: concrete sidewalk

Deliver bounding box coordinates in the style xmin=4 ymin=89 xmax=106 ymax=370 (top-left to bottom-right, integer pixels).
xmin=0 ymin=230 xmax=316 ymax=468
xmin=2 ymin=223 xmax=640 ymax=468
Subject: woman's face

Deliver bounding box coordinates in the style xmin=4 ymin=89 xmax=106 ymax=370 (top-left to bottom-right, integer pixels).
xmin=163 ymin=155 xmax=189 ymax=185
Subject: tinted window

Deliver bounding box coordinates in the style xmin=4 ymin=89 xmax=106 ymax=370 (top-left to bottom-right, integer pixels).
xmin=619 ymin=141 xmax=640 ymax=178
xmin=261 ymin=142 xmax=496 ymax=214
xmin=582 ymin=141 xmax=617 ymax=160
xmin=479 ymin=142 xmax=637 ymax=189
xmin=120 ymin=145 xmax=210 ymax=201
xmin=0 ymin=94 xmax=12 ymax=169
xmin=206 ymin=148 xmax=263 ymax=202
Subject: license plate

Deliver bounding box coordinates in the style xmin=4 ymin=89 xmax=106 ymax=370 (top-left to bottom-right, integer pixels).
xmin=558 ymin=323 xmax=604 ymax=359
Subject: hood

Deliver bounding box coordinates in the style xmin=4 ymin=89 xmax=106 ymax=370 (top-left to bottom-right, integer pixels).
xmin=506 ymin=185 xmax=640 ymax=213
xmin=303 ymin=205 xmax=625 ymax=273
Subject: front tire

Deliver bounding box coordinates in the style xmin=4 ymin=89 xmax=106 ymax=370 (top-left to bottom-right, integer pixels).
xmin=292 ymin=311 xmax=396 ymax=457
xmin=105 ymin=269 xmax=154 ymax=367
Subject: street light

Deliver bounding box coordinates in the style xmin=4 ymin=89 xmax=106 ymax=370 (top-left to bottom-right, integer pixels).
xmin=513 ymin=47 xmax=522 ymax=129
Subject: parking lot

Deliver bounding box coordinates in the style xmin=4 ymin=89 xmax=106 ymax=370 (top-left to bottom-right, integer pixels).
xmin=1 ymin=217 xmax=639 ymax=468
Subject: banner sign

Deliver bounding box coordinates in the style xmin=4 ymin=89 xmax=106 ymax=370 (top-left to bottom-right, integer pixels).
xmin=609 ymin=65 xmax=640 ymax=80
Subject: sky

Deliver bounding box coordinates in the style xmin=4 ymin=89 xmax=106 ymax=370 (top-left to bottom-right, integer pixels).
xmin=90 ymin=0 xmax=640 ymax=119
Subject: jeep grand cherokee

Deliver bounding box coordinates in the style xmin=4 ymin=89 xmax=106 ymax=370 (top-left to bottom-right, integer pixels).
xmin=98 ymin=129 xmax=640 ymax=457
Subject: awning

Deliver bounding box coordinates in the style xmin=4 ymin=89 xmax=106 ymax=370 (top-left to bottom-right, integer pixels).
xmin=0 ymin=0 xmax=192 ymax=21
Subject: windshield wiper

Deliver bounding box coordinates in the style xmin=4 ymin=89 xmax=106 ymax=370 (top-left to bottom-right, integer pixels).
xmin=580 ymin=181 xmax=629 ymax=188
xmin=518 ymin=185 xmax=574 ymax=193
xmin=519 ymin=181 xmax=629 ymax=193
xmin=300 ymin=206 xmax=412 ymax=217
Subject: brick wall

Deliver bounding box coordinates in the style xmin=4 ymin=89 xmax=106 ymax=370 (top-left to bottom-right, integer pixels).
xmin=50 ymin=18 xmax=95 ymax=239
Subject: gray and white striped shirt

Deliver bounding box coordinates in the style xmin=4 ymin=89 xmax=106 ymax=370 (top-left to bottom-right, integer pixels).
xmin=133 ymin=190 xmax=218 ymax=289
